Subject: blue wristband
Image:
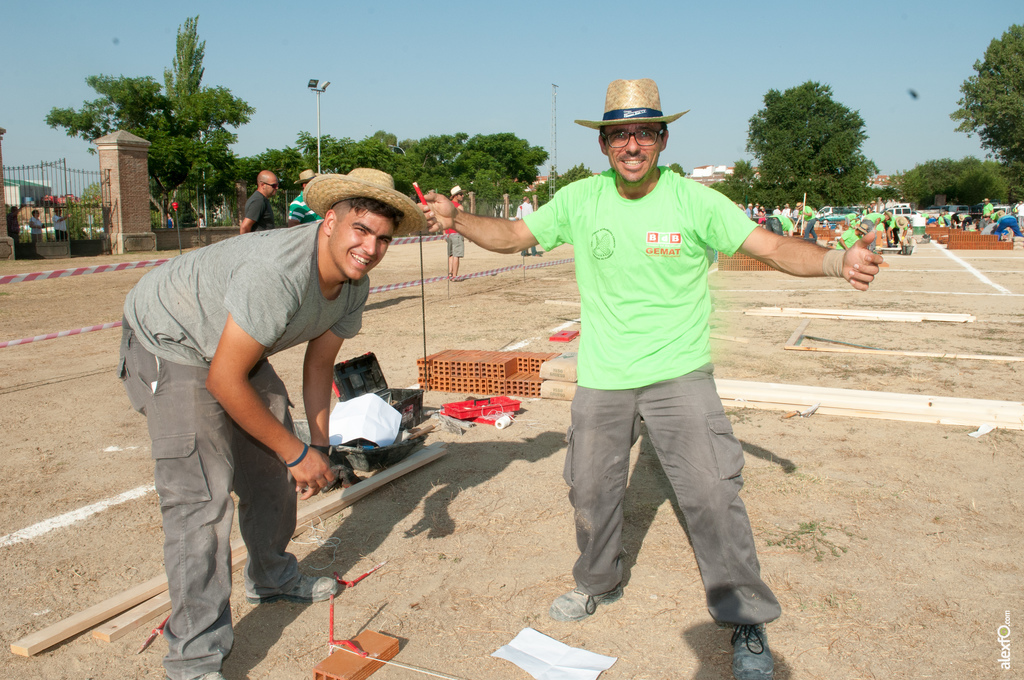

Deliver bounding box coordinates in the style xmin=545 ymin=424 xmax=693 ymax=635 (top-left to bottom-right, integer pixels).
xmin=287 ymin=443 xmax=309 ymax=468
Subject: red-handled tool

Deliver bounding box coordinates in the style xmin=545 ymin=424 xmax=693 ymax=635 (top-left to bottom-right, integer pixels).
xmin=412 ymin=182 xmax=428 ymax=206
xmin=333 ymin=561 xmax=385 ymax=585
xmin=137 ymin=614 xmax=169 ymax=654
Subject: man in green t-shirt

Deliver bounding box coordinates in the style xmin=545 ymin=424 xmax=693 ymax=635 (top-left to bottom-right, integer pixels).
xmin=420 ymin=79 xmax=882 ymax=680
xmin=796 ymin=201 xmax=818 ymax=241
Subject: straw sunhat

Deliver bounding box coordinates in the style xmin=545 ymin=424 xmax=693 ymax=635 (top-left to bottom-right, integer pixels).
xmin=575 ymin=78 xmax=689 ymax=129
xmin=295 ymin=169 xmax=317 ymax=185
xmin=304 ymin=168 xmax=426 ymax=236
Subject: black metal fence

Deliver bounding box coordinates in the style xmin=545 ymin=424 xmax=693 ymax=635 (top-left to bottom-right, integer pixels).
xmin=3 ymin=159 xmax=104 ymax=242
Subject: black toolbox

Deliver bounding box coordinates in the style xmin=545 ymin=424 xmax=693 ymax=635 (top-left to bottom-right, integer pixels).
xmin=331 ymin=352 xmax=426 ymax=471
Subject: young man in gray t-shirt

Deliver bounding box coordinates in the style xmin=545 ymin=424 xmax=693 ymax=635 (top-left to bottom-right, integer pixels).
xmin=120 ymin=169 xmax=424 ymax=680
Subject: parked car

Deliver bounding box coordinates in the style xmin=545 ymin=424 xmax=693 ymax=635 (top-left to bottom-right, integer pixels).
xmin=925 ymin=204 xmax=970 ymax=215
xmin=819 ymin=206 xmax=861 ymax=224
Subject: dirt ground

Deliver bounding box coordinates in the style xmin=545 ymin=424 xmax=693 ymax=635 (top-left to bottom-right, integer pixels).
xmin=0 ymin=238 xmax=1022 ymax=680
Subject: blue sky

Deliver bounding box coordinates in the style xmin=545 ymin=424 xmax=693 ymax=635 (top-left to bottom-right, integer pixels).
xmin=1 ymin=0 xmax=1019 ymax=179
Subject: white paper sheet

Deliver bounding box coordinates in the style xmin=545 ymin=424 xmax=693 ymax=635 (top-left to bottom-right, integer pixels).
xmin=328 ymin=393 xmax=401 ymax=446
xmin=492 ymin=628 xmax=617 ymax=680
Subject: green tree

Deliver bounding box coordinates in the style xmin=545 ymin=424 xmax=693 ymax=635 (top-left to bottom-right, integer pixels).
xmin=46 ymin=15 xmax=253 ymax=221
xmin=164 ymin=16 xmax=204 ymax=102
xmin=711 ymin=159 xmax=756 ymax=203
xmin=951 ymin=25 xmax=1024 ymax=193
xmin=533 ymin=163 xmax=592 ymax=204
xmin=892 ymin=157 xmax=1008 ymax=206
xmin=667 ymin=163 xmax=686 ymax=176
xmin=747 ymin=81 xmax=877 ymax=206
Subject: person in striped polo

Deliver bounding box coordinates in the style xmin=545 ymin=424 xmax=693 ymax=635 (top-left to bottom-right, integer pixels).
xmin=287 ymin=169 xmax=321 ymax=227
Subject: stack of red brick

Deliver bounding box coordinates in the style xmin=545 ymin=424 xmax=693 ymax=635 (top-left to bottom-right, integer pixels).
xmin=926 ymin=226 xmax=951 ymax=244
xmin=947 ymin=231 xmax=1014 ymax=250
xmin=416 ymin=349 xmax=559 ymax=397
xmin=716 ymin=252 xmax=777 ymax=272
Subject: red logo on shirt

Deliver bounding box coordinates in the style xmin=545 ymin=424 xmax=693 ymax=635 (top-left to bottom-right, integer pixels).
xmin=645 ymin=232 xmax=681 ymax=257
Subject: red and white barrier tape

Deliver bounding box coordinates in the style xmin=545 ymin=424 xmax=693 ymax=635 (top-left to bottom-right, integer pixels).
xmin=389 ymin=233 xmax=446 ymax=246
xmin=0 ymin=259 xmax=170 ymax=285
xmin=0 ymin=236 xmax=448 ymax=286
xmin=0 ymin=322 xmax=124 ymax=349
xmin=0 ymin=257 xmax=575 ymax=348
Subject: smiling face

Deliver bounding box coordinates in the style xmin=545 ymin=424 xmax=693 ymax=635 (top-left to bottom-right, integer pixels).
xmin=598 ymin=123 xmax=668 ymax=199
xmin=318 ymin=204 xmax=395 ymax=297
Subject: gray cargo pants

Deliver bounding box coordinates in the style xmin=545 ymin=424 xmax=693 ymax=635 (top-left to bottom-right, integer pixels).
xmin=565 ymin=364 xmax=781 ymax=626
xmin=119 ymin=321 xmax=299 ymax=680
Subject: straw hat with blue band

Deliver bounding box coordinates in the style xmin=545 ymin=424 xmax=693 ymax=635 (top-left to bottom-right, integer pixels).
xmin=575 ymin=78 xmax=690 ymax=129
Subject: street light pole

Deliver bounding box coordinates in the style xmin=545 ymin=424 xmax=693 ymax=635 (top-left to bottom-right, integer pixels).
xmin=308 ymin=79 xmax=330 ymax=173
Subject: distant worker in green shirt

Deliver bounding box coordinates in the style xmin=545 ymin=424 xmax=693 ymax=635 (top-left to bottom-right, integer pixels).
xmin=796 ymin=201 xmax=818 ymax=241
xmin=420 ymin=78 xmax=883 ymax=680
xmin=287 ymin=169 xmax=321 ymax=227
xmin=835 ymin=219 xmax=866 ymax=250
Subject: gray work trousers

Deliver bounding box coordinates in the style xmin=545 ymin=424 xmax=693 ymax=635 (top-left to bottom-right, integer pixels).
xmin=564 ymin=364 xmax=781 ymax=626
xmin=119 ymin=321 xmax=299 ymax=680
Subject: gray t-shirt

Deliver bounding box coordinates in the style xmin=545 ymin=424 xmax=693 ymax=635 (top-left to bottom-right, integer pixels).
xmin=124 ymin=222 xmax=367 ymax=367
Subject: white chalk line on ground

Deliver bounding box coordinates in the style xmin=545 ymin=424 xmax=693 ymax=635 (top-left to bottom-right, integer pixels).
xmin=932 ymin=243 xmax=1013 ymax=294
xmin=0 ymin=484 xmax=155 ymax=548
xmin=877 ymin=269 xmax=1024 ymax=274
xmin=713 ymin=289 xmax=1024 ymax=297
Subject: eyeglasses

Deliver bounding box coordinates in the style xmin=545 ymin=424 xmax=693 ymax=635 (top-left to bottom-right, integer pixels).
xmin=262 ymin=182 xmax=279 ymax=189
xmin=602 ymin=128 xmax=663 ymax=148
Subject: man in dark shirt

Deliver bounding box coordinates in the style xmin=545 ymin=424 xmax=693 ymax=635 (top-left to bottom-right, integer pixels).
xmin=240 ymin=170 xmax=279 ymax=233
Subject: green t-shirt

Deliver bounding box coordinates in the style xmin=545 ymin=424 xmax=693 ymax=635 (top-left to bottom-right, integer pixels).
xmin=523 ymin=168 xmax=755 ymax=389
xmin=864 ymin=213 xmax=884 ymax=224
xmin=802 ymin=206 xmax=816 ymax=220
xmin=835 ymin=227 xmax=859 ymax=249
xmin=778 ymin=215 xmax=794 ymax=232
xmin=983 ymin=202 xmax=994 ymax=216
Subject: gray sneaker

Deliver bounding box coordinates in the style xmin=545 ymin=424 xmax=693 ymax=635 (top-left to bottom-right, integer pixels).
xmin=548 ymin=584 xmax=623 ymax=622
xmin=245 ymin=573 xmax=338 ymax=604
xmin=731 ymin=624 xmax=774 ymax=680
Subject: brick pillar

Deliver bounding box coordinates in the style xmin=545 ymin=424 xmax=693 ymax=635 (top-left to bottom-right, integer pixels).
xmin=94 ymin=130 xmax=155 ymax=254
xmin=0 ymin=127 xmax=11 ymax=260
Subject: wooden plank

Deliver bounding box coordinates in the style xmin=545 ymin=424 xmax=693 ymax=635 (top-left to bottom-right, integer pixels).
xmin=710 ymin=333 xmax=750 ymax=344
xmin=746 ymin=307 xmax=975 ymax=323
xmin=784 ymin=320 xmax=811 ymax=348
xmin=717 ymin=379 xmax=1024 ymax=430
xmin=785 ymin=344 xmax=1024 ymax=363
xmin=10 ymin=575 xmax=169 ymax=656
xmin=14 ymin=443 xmax=447 ymax=656
xmin=92 ymin=593 xmax=170 ymax=643
xmin=93 ymin=544 xmax=249 ymax=642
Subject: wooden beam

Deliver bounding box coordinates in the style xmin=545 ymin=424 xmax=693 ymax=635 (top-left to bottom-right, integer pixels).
xmin=710 ymin=333 xmax=750 ymax=344
xmin=746 ymin=307 xmax=976 ymax=323
xmin=93 ymin=544 xmax=249 ymax=642
xmin=785 ymin=344 xmax=1024 ymax=363
xmin=784 ymin=319 xmax=811 ymax=348
xmin=13 ymin=442 xmax=447 ymax=657
xmin=92 ymin=593 xmax=170 ymax=643
xmin=717 ymin=379 xmax=1024 ymax=430
xmin=10 ymin=575 xmax=169 ymax=657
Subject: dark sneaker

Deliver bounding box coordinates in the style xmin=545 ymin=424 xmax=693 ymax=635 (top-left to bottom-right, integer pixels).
xmin=731 ymin=624 xmax=774 ymax=680
xmin=548 ymin=584 xmax=623 ymax=622
xmin=245 ymin=573 xmax=338 ymax=605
